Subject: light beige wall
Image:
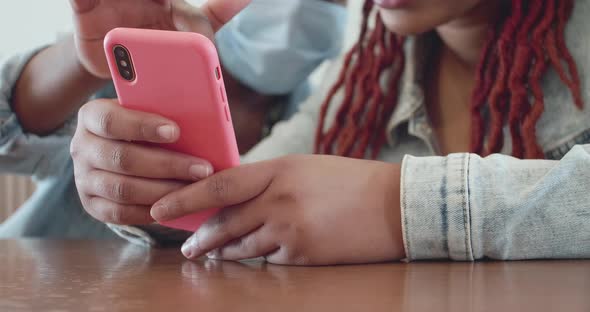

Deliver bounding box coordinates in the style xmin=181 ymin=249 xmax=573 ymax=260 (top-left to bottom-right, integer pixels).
xmin=0 ymin=176 xmax=35 ymax=222
xmin=0 ymin=0 xmax=206 ymax=58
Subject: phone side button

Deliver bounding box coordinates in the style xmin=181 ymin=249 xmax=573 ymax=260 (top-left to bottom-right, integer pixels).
xmin=220 ymin=86 xmax=226 ymax=103
xmin=224 ymin=106 xmax=231 ymax=122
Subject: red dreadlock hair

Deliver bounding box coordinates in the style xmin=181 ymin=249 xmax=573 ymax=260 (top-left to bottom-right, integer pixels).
xmin=315 ymin=0 xmax=583 ymax=160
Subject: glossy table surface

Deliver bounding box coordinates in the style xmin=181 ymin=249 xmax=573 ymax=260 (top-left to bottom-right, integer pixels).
xmin=0 ymin=240 xmax=589 ymax=312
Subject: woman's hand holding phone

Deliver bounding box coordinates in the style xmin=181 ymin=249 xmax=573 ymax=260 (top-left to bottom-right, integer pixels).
xmin=71 ymin=99 xmax=214 ymax=225
xmin=70 ymin=0 xmax=251 ymax=79
xmin=70 ymin=0 xmax=249 ymax=226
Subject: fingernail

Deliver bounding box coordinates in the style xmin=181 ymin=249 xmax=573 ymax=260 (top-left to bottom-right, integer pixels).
xmin=157 ymin=125 xmax=177 ymax=141
xmin=150 ymin=202 xmax=166 ymax=221
xmin=189 ymin=164 xmax=212 ymax=180
xmin=181 ymin=243 xmax=194 ymax=259
xmin=182 ymin=235 xmax=199 ymax=259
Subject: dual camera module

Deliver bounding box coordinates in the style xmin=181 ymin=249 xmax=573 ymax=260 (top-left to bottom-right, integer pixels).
xmin=113 ymin=45 xmax=135 ymax=81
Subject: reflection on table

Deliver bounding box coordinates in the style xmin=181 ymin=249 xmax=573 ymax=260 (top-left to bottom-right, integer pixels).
xmin=1 ymin=240 xmax=589 ymax=311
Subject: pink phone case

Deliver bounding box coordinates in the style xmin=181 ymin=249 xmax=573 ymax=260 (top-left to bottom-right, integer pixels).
xmin=104 ymin=28 xmax=240 ymax=232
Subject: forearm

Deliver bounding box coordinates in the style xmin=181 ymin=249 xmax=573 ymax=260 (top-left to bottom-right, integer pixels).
xmin=12 ymin=35 xmax=107 ymax=136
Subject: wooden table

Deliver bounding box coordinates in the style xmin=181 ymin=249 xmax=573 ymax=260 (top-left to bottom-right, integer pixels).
xmin=1 ymin=240 xmax=589 ymax=312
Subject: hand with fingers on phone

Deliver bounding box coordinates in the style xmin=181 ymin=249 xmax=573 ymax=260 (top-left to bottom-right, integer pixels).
xmin=70 ymin=0 xmax=250 ymax=226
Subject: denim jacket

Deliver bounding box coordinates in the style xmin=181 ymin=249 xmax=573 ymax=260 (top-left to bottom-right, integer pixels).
xmin=2 ymin=1 xmax=589 ymax=260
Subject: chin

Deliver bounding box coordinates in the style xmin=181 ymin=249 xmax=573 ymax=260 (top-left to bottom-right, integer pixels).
xmin=378 ymin=9 xmax=437 ymax=35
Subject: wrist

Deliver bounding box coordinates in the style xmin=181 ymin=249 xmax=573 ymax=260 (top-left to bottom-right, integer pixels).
xmin=378 ymin=161 xmax=406 ymax=260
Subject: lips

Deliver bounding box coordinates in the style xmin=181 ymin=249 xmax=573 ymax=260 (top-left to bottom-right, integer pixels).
xmin=372 ymin=0 xmax=412 ymax=9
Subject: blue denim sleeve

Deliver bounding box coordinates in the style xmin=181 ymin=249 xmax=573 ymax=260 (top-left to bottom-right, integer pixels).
xmin=401 ymin=145 xmax=590 ymax=261
xmin=0 ymin=48 xmax=76 ymax=179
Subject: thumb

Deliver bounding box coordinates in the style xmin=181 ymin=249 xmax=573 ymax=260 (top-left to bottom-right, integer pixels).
xmin=201 ymin=0 xmax=252 ymax=32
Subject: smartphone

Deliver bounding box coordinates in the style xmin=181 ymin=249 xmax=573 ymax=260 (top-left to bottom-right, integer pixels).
xmin=104 ymin=28 xmax=240 ymax=232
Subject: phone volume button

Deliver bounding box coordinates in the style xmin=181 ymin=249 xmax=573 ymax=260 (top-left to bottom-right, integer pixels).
xmin=220 ymin=86 xmax=226 ymax=103
xmin=224 ymin=106 xmax=231 ymax=122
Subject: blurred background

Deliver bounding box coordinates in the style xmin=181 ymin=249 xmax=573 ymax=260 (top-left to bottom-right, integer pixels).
xmin=0 ymin=0 xmax=207 ymax=57
xmin=0 ymin=1 xmax=71 ymax=58
xmin=0 ymin=0 xmax=72 ymax=56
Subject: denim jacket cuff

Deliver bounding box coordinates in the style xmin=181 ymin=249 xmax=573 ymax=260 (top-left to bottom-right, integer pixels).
xmin=401 ymin=153 xmax=474 ymax=261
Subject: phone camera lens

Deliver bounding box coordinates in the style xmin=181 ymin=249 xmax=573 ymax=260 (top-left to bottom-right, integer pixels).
xmin=114 ymin=45 xmax=134 ymax=81
xmin=115 ymin=48 xmax=126 ymax=58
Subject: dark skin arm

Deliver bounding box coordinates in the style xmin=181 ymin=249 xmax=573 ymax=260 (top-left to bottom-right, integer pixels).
xmin=12 ymin=35 xmax=107 ymax=136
